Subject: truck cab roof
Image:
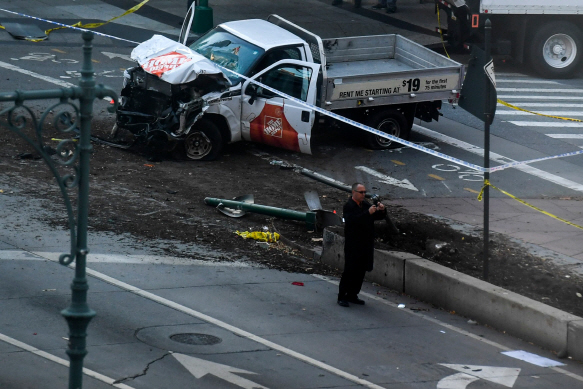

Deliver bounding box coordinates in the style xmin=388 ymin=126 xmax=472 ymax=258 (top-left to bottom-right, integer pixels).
xmin=219 ymin=19 xmax=305 ymax=51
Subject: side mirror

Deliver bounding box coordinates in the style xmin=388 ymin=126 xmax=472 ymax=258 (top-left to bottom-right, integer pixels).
xmin=248 ymin=84 xmax=258 ymax=105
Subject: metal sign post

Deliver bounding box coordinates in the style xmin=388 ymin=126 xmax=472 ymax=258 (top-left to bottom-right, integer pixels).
xmin=483 ymin=19 xmax=492 ymax=281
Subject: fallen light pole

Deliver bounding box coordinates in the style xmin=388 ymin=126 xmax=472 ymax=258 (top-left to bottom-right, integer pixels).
xmin=204 ymin=197 xmax=317 ymax=230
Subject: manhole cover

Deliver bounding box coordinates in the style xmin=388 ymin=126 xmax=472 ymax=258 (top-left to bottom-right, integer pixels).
xmin=170 ymin=333 xmax=222 ymax=345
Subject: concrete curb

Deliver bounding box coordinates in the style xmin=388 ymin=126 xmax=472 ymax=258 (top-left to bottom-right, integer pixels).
xmin=321 ymin=227 xmax=583 ymax=361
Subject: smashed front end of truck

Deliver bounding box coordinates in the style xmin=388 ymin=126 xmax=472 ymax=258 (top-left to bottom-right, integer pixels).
xmin=110 ymin=35 xmax=230 ymax=160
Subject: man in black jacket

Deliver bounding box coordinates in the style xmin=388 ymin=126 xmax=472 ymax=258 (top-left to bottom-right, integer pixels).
xmin=338 ymin=183 xmax=386 ymax=307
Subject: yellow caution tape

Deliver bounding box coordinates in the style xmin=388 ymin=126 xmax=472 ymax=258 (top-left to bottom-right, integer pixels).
xmin=28 ymin=0 xmax=150 ymax=42
xmin=51 ymin=138 xmax=78 ymax=142
xmin=436 ymin=6 xmax=450 ymax=59
xmin=497 ymin=99 xmax=583 ymax=123
xmin=235 ymin=231 xmax=280 ymax=243
xmin=478 ymin=179 xmax=583 ymax=231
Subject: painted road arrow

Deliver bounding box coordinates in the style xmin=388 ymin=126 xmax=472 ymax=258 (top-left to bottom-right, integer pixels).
xmin=173 ymin=353 xmax=269 ymax=389
xmin=355 ymin=166 xmax=418 ymax=191
xmin=101 ymin=52 xmax=133 ymax=62
xmin=438 ymin=364 xmax=521 ymax=388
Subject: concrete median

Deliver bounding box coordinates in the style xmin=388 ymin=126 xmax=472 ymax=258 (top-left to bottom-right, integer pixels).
xmin=321 ymin=227 xmax=583 ymax=361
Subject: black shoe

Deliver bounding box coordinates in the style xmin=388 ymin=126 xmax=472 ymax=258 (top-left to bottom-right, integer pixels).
xmin=354 ymin=0 xmax=361 ymax=8
xmin=372 ymin=4 xmax=383 ymax=9
xmin=386 ymin=6 xmax=397 ymax=13
xmin=337 ymin=300 xmax=349 ymax=307
xmin=347 ymin=297 xmax=365 ymax=305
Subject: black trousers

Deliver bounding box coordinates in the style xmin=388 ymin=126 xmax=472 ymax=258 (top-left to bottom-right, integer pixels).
xmin=338 ymin=261 xmax=366 ymax=300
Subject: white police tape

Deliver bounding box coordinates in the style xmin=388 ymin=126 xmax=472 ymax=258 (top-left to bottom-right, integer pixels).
xmin=0 ymin=8 xmax=140 ymax=44
xmin=217 ymin=64 xmax=583 ymax=174
xmin=3 ymin=8 xmax=583 ymax=175
xmin=213 ymin=63 xmax=489 ymax=172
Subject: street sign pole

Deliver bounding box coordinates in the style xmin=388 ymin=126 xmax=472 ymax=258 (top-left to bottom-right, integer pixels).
xmin=483 ymin=19 xmax=492 ymax=281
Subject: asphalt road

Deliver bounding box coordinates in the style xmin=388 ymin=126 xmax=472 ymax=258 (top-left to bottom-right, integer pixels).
xmin=2 ymin=200 xmax=583 ymax=389
xmin=2 ymin=1 xmax=583 ymax=388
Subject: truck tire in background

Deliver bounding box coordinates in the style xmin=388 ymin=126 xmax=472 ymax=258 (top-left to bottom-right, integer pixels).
xmin=363 ymin=109 xmax=409 ymax=150
xmin=529 ymin=21 xmax=583 ymax=79
xmin=184 ymin=118 xmax=223 ymax=161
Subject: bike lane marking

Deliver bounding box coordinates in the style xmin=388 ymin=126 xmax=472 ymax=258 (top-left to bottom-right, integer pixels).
xmin=0 ymin=332 xmax=136 ymax=389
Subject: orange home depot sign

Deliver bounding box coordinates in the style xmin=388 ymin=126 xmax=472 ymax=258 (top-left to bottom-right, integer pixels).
xmin=142 ymin=51 xmax=193 ymax=77
xmin=250 ymin=104 xmax=300 ymax=152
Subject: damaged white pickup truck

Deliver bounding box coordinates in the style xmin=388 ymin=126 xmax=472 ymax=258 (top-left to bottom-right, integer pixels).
xmin=112 ymin=8 xmax=464 ymax=160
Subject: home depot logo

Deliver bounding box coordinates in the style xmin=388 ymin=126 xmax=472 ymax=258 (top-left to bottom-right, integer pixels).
xmin=142 ymin=51 xmax=192 ymax=76
xmin=264 ymin=116 xmax=283 ymax=138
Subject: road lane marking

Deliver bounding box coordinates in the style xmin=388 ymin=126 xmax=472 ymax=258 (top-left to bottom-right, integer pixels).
xmin=0 ymin=60 xmax=115 ymax=101
xmin=312 ymin=274 xmax=583 ymax=384
xmin=14 ymin=256 xmax=383 ymax=389
xmin=548 ymin=134 xmax=583 ymax=139
xmin=101 ymin=51 xmax=133 ymax=62
xmin=355 ymin=166 xmax=418 ymax=191
xmin=391 ymin=159 xmax=405 ymax=165
xmin=497 ymin=79 xmax=559 ymax=84
xmin=173 ymin=353 xmax=269 ymax=389
xmin=508 ymin=122 xmax=583 ymax=127
xmin=497 ymin=95 xmax=583 ymax=100
xmin=497 ymin=103 xmax=583 ymax=108
xmin=497 ymin=88 xmax=583 ymax=93
xmin=0 ymin=60 xmax=75 ymax=88
xmin=0 ymin=332 xmax=136 ymax=389
xmin=413 ymin=124 xmax=583 ymax=193
xmin=438 ymin=365 xmax=521 ymax=388
xmin=428 ymin=174 xmax=445 ymax=181
xmin=497 ymin=111 xmax=583 ymax=116
xmin=17 ymin=251 xmax=250 ymax=266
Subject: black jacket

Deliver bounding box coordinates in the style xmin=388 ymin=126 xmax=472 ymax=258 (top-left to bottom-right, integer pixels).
xmin=343 ymin=197 xmax=386 ymax=271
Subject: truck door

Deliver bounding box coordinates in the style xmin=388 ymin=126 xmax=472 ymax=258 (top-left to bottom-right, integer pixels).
xmin=240 ymin=60 xmax=320 ymax=154
xmin=178 ymin=3 xmax=195 ymax=45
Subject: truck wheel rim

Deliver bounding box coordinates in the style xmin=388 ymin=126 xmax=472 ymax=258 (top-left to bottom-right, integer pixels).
xmin=543 ymin=34 xmax=577 ymax=69
xmin=185 ymin=131 xmax=212 ymax=159
xmin=375 ymin=118 xmax=400 ymax=147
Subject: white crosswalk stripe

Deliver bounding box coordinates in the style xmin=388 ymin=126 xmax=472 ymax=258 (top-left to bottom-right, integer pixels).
xmin=495 ymin=77 xmax=583 ymax=147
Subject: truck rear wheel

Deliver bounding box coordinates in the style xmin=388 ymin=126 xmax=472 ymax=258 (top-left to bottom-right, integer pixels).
xmin=529 ymin=22 xmax=583 ymax=79
xmin=363 ymin=110 xmax=409 ymax=150
xmin=184 ymin=119 xmax=223 ymax=161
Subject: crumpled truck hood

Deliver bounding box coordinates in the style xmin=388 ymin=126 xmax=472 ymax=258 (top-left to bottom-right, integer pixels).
xmin=131 ymin=34 xmax=231 ymax=86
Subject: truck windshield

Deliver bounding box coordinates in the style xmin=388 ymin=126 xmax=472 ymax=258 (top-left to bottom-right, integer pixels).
xmin=190 ymin=28 xmax=265 ymax=84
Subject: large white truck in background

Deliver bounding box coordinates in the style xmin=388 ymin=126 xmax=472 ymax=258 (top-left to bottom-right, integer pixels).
xmin=436 ymin=0 xmax=583 ymax=78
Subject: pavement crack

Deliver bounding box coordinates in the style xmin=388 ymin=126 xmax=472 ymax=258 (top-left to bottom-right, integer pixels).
xmin=113 ymin=351 xmax=172 ymax=384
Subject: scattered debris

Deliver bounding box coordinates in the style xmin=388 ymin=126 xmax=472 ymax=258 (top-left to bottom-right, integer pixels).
xmin=235 ymin=231 xmax=280 ymax=242
xmin=270 ymin=160 xmax=293 ymax=169
xmin=2 ymin=22 xmax=47 ymax=41
xmin=292 ymin=282 xmax=304 ymax=286
xmin=467 ymin=319 xmax=478 ymax=325
xmin=256 ymin=241 xmax=270 ymax=249
xmin=577 ymin=292 xmax=582 ymax=298
xmin=397 ymin=304 xmax=405 ymax=308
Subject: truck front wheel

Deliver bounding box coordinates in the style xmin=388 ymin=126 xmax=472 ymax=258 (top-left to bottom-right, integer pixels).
xmin=184 ymin=119 xmax=223 ymax=161
xmin=363 ymin=110 xmax=409 ymax=150
xmin=529 ymin=22 xmax=583 ymax=79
